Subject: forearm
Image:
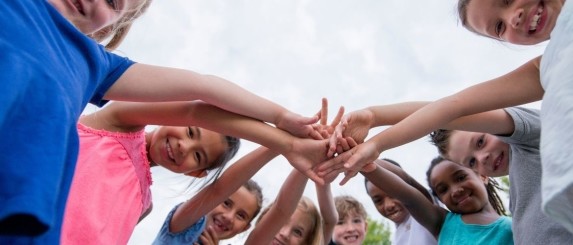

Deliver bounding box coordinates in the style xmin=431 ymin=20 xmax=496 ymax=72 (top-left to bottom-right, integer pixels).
xmin=245 ymin=169 xmax=308 ymax=244
xmin=107 ymin=64 xmax=287 ymax=124
xmin=316 ymin=183 xmax=336 ymax=243
xmin=367 ymin=101 xmax=430 ymax=127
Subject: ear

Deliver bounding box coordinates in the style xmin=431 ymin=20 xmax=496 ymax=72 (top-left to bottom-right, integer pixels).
xmin=185 ymin=170 xmax=207 ymax=178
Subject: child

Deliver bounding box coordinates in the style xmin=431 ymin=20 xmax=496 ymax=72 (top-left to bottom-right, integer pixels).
xmin=364 ymin=159 xmax=437 ymax=245
xmin=153 ymin=147 xmax=271 ymax=245
xmin=363 ymin=156 xmax=513 ymax=244
xmin=328 ymin=195 xmax=368 ymax=245
xmin=1 ymin=1 xmax=323 ymax=243
xmin=324 ymin=0 xmax=573 ymax=231
xmin=322 ymin=104 xmax=573 ymax=243
xmin=245 ymin=170 xmax=328 ymax=245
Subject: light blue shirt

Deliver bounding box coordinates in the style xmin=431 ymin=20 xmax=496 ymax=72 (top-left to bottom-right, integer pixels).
xmin=153 ymin=203 xmax=207 ymax=245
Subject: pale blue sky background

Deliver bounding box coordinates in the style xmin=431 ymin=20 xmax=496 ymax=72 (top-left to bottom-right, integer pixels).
xmin=88 ymin=0 xmax=546 ymax=244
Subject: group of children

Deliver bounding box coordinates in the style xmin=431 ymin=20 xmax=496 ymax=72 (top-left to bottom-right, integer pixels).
xmin=1 ymin=0 xmax=572 ymax=244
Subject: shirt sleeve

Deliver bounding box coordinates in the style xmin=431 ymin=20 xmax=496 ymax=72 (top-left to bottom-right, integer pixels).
xmin=152 ymin=203 xmax=207 ymax=245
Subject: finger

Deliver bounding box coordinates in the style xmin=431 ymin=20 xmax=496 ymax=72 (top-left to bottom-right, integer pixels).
xmin=306 ymin=170 xmax=325 ymax=185
xmin=320 ymin=129 xmax=330 ymax=139
xmin=345 ymin=137 xmax=358 ymax=148
xmin=338 ymin=136 xmax=351 ymax=151
xmin=339 ymin=170 xmax=358 ymax=185
xmin=329 ymin=106 xmax=345 ymax=129
xmin=320 ymin=98 xmax=328 ymax=125
xmin=309 ymin=130 xmax=324 ymax=140
xmin=327 ymin=134 xmax=338 ymax=157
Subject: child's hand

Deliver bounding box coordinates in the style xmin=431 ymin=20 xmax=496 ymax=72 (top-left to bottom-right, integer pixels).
xmin=284 ymin=138 xmax=330 ymax=185
xmin=310 ymin=98 xmax=345 ymax=140
xmin=328 ymin=108 xmax=374 ymax=157
xmin=195 ymin=226 xmax=218 ymax=245
xmin=275 ymin=110 xmax=319 ymax=138
xmin=318 ymin=140 xmax=381 ymax=185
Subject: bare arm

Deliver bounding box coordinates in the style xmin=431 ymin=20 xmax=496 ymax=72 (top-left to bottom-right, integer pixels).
xmin=324 ymin=56 xmax=543 ymax=180
xmin=316 ymin=182 xmax=336 ymax=244
xmin=245 ymin=169 xmax=309 ymax=244
xmin=361 ymin=165 xmax=447 ymax=238
xmin=169 ymin=147 xmax=278 ymax=233
xmin=104 ymin=64 xmax=317 ymax=137
xmin=82 ymin=101 xmax=328 ymax=183
xmin=375 ymin=159 xmax=433 ymax=202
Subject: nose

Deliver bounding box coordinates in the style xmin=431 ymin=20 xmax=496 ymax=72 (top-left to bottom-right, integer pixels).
xmin=509 ymin=8 xmax=525 ymax=29
xmin=178 ymin=138 xmax=197 ymax=155
xmin=383 ymin=199 xmax=396 ymax=212
xmin=278 ymin=226 xmax=289 ymax=239
xmin=451 ymin=186 xmax=464 ymax=198
xmin=476 ymin=151 xmax=490 ymax=168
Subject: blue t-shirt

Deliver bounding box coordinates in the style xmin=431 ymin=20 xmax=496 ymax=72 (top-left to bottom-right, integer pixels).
xmin=0 ymin=0 xmax=134 ymax=243
xmin=438 ymin=212 xmax=513 ymax=245
xmin=153 ymin=203 xmax=207 ymax=245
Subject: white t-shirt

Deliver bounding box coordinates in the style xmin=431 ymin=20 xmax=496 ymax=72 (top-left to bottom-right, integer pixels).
xmin=392 ymin=215 xmax=437 ymax=245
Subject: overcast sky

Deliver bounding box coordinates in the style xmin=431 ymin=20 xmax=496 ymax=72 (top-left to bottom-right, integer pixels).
xmin=97 ymin=1 xmax=548 ymax=244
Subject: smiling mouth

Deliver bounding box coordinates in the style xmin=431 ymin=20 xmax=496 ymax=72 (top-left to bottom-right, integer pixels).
xmin=343 ymin=234 xmax=360 ymax=242
xmin=166 ymin=139 xmax=176 ymax=163
xmin=493 ymin=152 xmax=503 ymax=171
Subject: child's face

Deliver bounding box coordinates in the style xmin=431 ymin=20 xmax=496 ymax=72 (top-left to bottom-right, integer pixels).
xmin=271 ymin=208 xmax=315 ymax=245
xmin=48 ymin=0 xmax=140 ymax=35
xmin=464 ymin=0 xmax=564 ymax=45
xmin=446 ymin=131 xmax=510 ymax=177
xmin=429 ymin=160 xmax=490 ymax=214
xmin=206 ymin=186 xmax=258 ymax=240
xmin=332 ymin=212 xmax=367 ymax=245
xmin=366 ymin=181 xmax=410 ymax=224
xmin=148 ymin=126 xmax=227 ymax=177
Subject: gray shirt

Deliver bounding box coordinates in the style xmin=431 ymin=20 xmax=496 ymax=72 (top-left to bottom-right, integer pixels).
xmin=499 ymin=107 xmax=573 ymax=244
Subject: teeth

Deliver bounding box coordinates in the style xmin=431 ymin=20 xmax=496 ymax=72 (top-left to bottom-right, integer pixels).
xmin=530 ymin=6 xmax=543 ymax=31
xmin=166 ymin=143 xmax=174 ymax=160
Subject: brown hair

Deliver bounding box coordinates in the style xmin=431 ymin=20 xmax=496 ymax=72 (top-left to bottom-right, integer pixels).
xmin=242 ymin=179 xmax=264 ymax=224
xmin=334 ymin=195 xmax=368 ymax=221
xmin=429 ymin=129 xmax=454 ymax=156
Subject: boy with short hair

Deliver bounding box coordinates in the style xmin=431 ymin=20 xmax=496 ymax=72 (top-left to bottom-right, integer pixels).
xmin=329 ymin=195 xmax=368 ymax=245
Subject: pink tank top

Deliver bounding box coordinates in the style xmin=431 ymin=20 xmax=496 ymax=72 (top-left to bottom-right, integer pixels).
xmin=61 ymin=123 xmax=152 ymax=245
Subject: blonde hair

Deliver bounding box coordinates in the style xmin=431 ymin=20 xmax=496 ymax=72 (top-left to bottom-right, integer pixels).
xmin=90 ymin=0 xmax=153 ymax=50
xmin=257 ymin=196 xmax=323 ymax=245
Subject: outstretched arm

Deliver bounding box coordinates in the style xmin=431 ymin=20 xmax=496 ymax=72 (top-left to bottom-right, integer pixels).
xmin=361 ymin=165 xmax=446 ymax=238
xmin=323 ymin=56 xmax=543 ymax=181
xmin=85 ymin=101 xmax=327 ymax=183
xmin=316 ymin=181 xmax=336 ymax=244
xmin=105 ymin=64 xmax=317 ymax=137
xmin=245 ymin=169 xmax=309 ymax=244
xmin=169 ymin=147 xmax=278 ymax=233
xmin=375 ymin=159 xmax=433 ymax=203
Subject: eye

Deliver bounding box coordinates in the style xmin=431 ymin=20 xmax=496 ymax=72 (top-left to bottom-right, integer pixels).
xmin=187 ymin=127 xmax=194 ymax=138
xmin=476 ymin=135 xmax=484 ymax=148
xmin=105 ymin=0 xmax=117 ymax=9
xmin=435 ymin=186 xmax=447 ymax=195
xmin=195 ymin=152 xmax=202 ymax=164
xmin=352 ymin=218 xmax=362 ymax=224
xmin=293 ymin=228 xmax=303 ymax=237
xmin=468 ymin=158 xmax=476 ymax=168
xmin=495 ymin=21 xmax=505 ymax=38
xmin=336 ymin=220 xmax=344 ymax=225
xmin=223 ymin=200 xmax=231 ymax=208
xmin=237 ymin=212 xmax=247 ymax=221
xmin=456 ymin=174 xmax=467 ymax=182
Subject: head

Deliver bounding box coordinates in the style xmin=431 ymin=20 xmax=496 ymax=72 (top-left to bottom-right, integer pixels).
xmin=457 ymin=0 xmax=565 ymax=45
xmin=147 ymin=126 xmax=240 ymax=183
xmin=48 ymin=0 xmax=152 ymax=50
xmin=430 ymin=129 xmax=510 ymax=177
xmin=332 ymin=195 xmax=368 ymax=245
xmin=206 ymin=180 xmax=263 ymax=240
xmin=426 ymin=156 xmax=506 ymax=216
xmin=258 ymin=196 xmax=323 ymax=245
xmin=364 ymin=159 xmax=410 ymax=225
